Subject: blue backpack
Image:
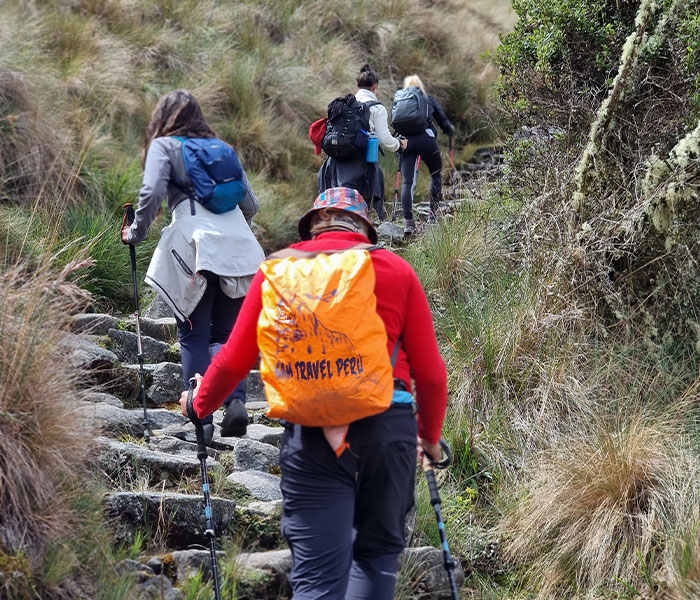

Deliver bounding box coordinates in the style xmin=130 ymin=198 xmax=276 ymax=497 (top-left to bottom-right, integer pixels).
xmin=174 ymin=137 xmax=247 ymax=215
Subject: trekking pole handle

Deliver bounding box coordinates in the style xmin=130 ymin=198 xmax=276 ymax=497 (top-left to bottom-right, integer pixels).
xmin=186 ymin=378 xmax=208 ymax=459
xmin=123 ymin=202 xmax=135 ymax=225
xmin=425 ymin=467 xmax=442 ymax=506
xmin=433 ymin=439 xmax=452 ymax=469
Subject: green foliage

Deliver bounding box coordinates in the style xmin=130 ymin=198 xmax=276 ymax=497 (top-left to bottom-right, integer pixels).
xmin=0 ymin=0 xmax=512 ymax=299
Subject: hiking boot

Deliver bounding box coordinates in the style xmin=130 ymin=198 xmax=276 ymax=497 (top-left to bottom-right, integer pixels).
xmin=220 ymin=397 xmax=249 ymax=437
xmin=404 ymin=219 xmax=416 ymax=236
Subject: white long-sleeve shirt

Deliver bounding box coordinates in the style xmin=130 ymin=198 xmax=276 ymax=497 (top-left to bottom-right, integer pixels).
xmin=355 ymin=88 xmax=401 ymax=153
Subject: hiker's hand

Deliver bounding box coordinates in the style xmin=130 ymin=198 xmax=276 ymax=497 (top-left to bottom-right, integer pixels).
xmin=120 ymin=223 xmax=131 ymax=245
xmin=180 ymin=373 xmax=203 ymax=418
xmin=418 ymin=437 xmax=442 ymax=465
xmin=400 ymin=138 xmax=408 ymax=150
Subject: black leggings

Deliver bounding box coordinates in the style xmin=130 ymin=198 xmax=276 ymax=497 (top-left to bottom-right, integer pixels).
xmin=400 ymin=131 xmax=442 ymax=221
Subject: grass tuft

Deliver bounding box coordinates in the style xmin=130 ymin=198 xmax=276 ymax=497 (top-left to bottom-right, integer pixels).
xmin=0 ymin=252 xmax=93 ymax=560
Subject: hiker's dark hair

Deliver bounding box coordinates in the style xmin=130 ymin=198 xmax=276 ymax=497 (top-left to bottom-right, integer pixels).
xmin=142 ymin=90 xmax=216 ymax=166
xmin=356 ymin=64 xmax=379 ymax=89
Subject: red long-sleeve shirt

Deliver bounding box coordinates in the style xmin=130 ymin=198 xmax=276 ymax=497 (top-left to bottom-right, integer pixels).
xmin=194 ymin=230 xmax=448 ymax=443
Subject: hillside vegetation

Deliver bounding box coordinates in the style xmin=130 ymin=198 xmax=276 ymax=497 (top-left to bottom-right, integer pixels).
xmin=0 ymin=0 xmax=514 ymax=307
xmin=404 ymin=0 xmax=700 ymax=597
xmin=0 ymin=1 xmax=518 ymax=598
xmin=6 ymin=0 xmax=700 ymax=598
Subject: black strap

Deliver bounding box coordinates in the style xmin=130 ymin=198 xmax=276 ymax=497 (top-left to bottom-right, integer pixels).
xmin=390 ymin=340 xmax=400 ymax=368
xmin=172 ymin=180 xmax=198 ymax=216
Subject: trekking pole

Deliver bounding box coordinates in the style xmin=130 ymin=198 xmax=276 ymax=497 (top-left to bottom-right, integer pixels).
xmin=122 ymin=203 xmax=151 ymax=443
xmin=389 ymin=147 xmax=403 ymax=252
xmin=421 ymin=439 xmax=459 ymax=600
xmin=186 ymin=377 xmax=222 ymax=600
xmin=449 ymin=135 xmax=456 ymax=172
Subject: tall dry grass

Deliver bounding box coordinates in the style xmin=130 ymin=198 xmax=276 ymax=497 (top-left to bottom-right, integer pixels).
xmin=502 ymin=398 xmax=700 ymax=598
xmin=0 ymin=253 xmax=94 ymax=570
xmin=1 ymin=0 xmax=515 ymax=264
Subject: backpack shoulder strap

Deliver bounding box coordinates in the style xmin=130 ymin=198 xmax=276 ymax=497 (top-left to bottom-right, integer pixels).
xmin=267 ymin=243 xmax=379 ymax=260
xmin=171 ymin=137 xmax=197 ymax=216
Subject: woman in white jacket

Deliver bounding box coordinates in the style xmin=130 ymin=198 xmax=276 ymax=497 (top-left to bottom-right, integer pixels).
xmin=121 ymin=89 xmax=264 ymax=441
xmin=318 ymin=65 xmax=407 ymax=220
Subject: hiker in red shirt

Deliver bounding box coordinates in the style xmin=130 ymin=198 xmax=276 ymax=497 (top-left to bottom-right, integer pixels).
xmin=181 ymin=186 xmax=448 ymax=600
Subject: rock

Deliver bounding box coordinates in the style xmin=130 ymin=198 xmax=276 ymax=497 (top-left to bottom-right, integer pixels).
xmin=147 ymin=362 xmax=183 ymax=406
xmin=235 ymin=549 xmax=292 ymax=597
xmin=246 ymin=424 xmax=284 ymax=448
xmin=227 ymin=470 xmax=282 ymax=502
xmin=234 ymin=504 xmax=284 ymax=550
xmin=144 ymin=294 xmax=173 ymax=319
xmin=138 ymin=317 xmax=178 ymax=343
xmin=62 ymin=333 xmax=119 ymax=372
xmin=88 ymin=404 xmax=186 ymax=437
xmin=168 ymin=549 xmax=225 ymax=584
xmin=117 ymin=559 xmax=155 ymax=582
xmin=70 ymin=313 xmax=120 ymax=335
xmin=246 ymin=370 xmax=267 ymax=403
xmin=101 ymin=363 xmax=154 ymax=405
xmin=404 ymin=503 xmax=417 ymax=546
xmin=400 ymin=546 xmax=465 ymax=600
xmin=148 ymin=435 xmax=218 ymax=459
xmin=247 ymin=500 xmax=283 ymax=516
xmin=377 ymin=221 xmax=405 ymax=241
xmin=136 ymin=576 xmax=182 ymax=600
xmin=146 ymin=556 xmax=163 ymax=575
xmin=80 ymin=391 xmax=124 ymax=408
xmin=116 ymin=559 xmax=182 ymax=599
xmin=106 ymin=328 xmax=171 ymax=364
xmin=96 ymin=437 xmax=211 ymax=486
xmin=103 ymin=492 xmax=237 ymax=550
xmin=231 ymin=438 xmax=280 ymax=472
xmin=162 ymin=422 xmax=242 ymax=452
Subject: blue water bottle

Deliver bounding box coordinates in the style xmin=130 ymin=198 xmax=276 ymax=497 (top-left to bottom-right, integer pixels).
xmin=365 ymin=131 xmax=379 ymax=163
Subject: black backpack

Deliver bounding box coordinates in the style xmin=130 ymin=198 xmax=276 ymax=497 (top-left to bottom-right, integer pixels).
xmin=391 ymin=87 xmax=430 ymax=135
xmin=322 ymin=95 xmax=380 ymax=159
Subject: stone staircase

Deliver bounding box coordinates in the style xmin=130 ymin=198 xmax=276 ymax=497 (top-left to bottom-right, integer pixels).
xmin=68 ymin=299 xmax=464 ymax=599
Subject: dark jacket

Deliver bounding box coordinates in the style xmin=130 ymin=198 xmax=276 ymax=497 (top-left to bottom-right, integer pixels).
xmin=427 ymin=95 xmax=454 ymax=138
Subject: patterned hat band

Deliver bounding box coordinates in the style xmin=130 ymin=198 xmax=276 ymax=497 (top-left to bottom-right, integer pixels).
xmin=298 ymin=187 xmax=378 ymax=244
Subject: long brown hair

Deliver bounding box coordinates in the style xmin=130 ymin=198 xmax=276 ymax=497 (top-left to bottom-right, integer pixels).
xmin=142 ymin=90 xmax=216 ymax=166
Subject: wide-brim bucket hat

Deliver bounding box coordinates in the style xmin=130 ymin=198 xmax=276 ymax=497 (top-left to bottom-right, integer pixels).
xmin=298 ymin=187 xmax=378 ymax=244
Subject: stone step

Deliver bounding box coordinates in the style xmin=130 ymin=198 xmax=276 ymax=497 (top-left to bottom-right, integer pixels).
xmin=86 ymin=403 xmax=186 ymax=438
xmin=116 ymin=559 xmax=182 ymax=600
xmin=106 ymin=328 xmax=178 ymax=364
xmin=123 ymin=361 xmax=183 ymax=406
xmin=227 ymin=470 xmax=282 ymax=502
xmin=162 ymin=421 xmax=282 ymax=455
xmin=96 ymin=436 xmax=215 ymax=488
xmin=70 ymin=313 xmax=120 ymax=336
xmin=230 ymin=546 xmax=465 ymax=600
xmin=103 ymin=491 xmax=237 ymax=550
xmin=62 ymin=333 xmax=119 ymax=373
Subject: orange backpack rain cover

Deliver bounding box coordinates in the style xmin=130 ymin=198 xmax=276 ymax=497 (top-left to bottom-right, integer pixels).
xmin=257 ymin=248 xmax=393 ymax=427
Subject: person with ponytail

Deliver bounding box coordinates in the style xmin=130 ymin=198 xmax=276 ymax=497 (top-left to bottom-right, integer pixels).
xmin=318 ymin=64 xmax=407 ymax=221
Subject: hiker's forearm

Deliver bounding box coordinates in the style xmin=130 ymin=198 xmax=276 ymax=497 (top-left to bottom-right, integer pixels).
xmin=373 ymin=105 xmax=400 ymax=152
xmin=128 ymin=140 xmax=170 ymax=244
xmin=403 ymin=275 xmax=448 ymax=443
